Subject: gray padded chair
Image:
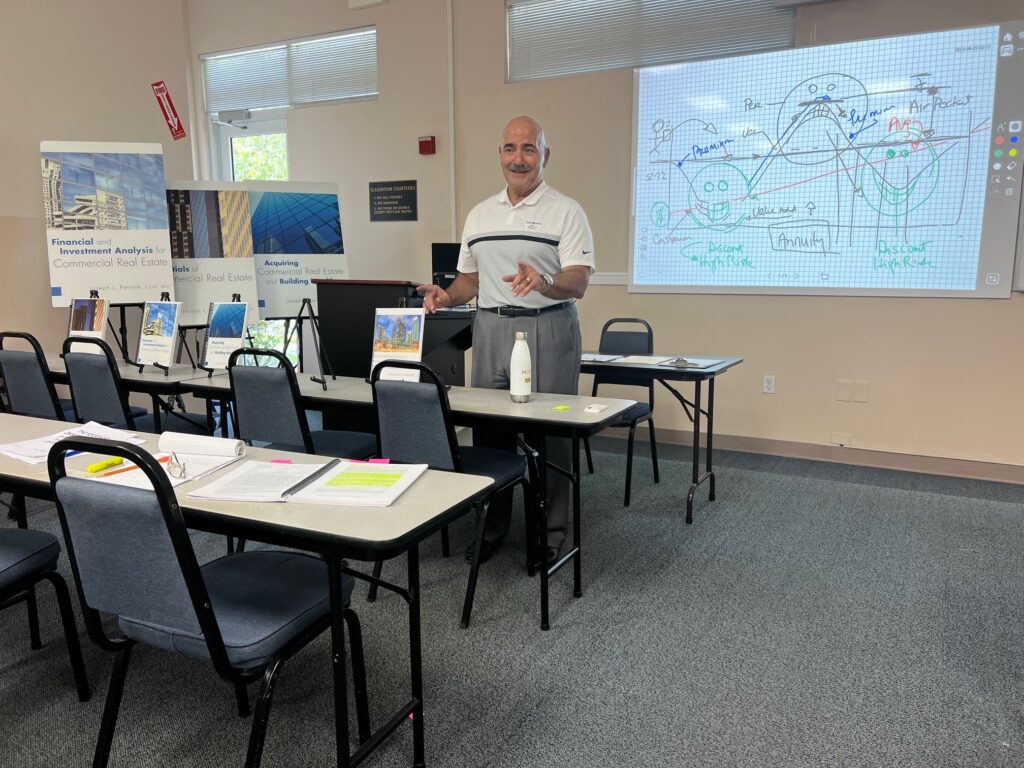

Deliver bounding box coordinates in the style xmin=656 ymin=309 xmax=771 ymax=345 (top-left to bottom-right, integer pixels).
xmin=0 ymin=331 xmax=73 ymax=421
xmin=47 ymin=437 xmax=369 ymax=768
xmin=228 ymin=347 xmax=375 ymax=459
xmin=583 ymin=318 xmax=660 ymax=507
xmin=61 ymin=336 xmax=207 ymax=434
xmin=0 ymin=526 xmax=91 ymax=703
xmin=369 ymin=360 xmax=536 ymax=628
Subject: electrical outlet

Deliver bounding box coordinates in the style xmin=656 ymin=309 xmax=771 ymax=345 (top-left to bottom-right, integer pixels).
xmin=835 ymin=379 xmax=852 ymax=402
xmin=762 ymin=374 xmax=776 ymax=394
xmin=852 ymin=380 xmax=869 ymax=403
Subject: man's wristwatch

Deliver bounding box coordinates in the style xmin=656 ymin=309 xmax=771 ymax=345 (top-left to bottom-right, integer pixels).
xmin=538 ymin=272 xmax=554 ymax=292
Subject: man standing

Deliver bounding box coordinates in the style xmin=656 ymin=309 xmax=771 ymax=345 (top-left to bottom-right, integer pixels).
xmin=419 ymin=115 xmax=595 ymax=565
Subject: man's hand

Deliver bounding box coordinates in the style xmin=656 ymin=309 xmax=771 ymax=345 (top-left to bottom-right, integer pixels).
xmin=502 ymin=262 xmax=590 ymax=301
xmin=502 ymin=260 xmax=545 ymax=298
xmin=417 ymin=283 xmax=451 ymax=314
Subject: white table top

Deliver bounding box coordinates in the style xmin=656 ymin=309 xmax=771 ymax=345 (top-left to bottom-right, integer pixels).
xmin=46 ymin=352 xmax=227 ymax=386
xmin=184 ymin=373 xmax=637 ymax=429
xmin=0 ymin=413 xmax=492 ymax=554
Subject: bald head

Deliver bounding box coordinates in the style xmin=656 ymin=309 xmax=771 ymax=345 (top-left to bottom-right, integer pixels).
xmin=499 ymin=115 xmax=550 ymax=205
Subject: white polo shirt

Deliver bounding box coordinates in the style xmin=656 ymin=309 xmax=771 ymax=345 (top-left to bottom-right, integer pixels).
xmin=457 ymin=181 xmax=596 ymax=309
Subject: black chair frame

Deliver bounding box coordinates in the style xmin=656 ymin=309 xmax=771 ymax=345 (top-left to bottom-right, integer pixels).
xmin=227 ymin=347 xmax=318 ymax=453
xmin=61 ymin=336 xmax=140 ymax=428
xmin=48 ymin=437 xmax=369 ymax=768
xmin=367 ymin=359 xmax=540 ymax=628
xmin=0 ymin=331 xmax=65 ymax=420
xmin=584 ymin=317 xmax=660 ymax=507
xmin=0 ymin=525 xmax=91 ymax=703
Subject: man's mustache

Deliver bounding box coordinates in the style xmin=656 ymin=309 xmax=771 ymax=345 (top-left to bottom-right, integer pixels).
xmin=508 ymin=164 xmax=531 ymax=172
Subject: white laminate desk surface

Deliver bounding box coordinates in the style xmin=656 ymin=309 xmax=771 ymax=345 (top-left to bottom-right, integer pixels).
xmin=46 ymin=353 xmax=227 ymax=385
xmin=187 ymin=374 xmax=637 ymax=428
xmin=0 ymin=413 xmax=491 ymax=548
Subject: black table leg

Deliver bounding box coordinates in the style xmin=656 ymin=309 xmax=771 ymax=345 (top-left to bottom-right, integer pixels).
xmin=572 ymin=434 xmax=582 ymax=599
xmin=408 ymin=545 xmax=425 ymax=767
xmin=686 ymin=380 xmax=702 ymax=524
xmin=538 ymin=436 xmax=550 ymax=631
xmin=327 ymin=554 xmax=351 ymax=767
xmin=150 ymin=394 xmax=162 ymax=433
xmin=707 ymin=378 xmax=716 ymax=502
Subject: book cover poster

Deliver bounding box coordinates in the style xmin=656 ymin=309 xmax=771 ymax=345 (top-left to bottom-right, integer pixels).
xmin=165 ymin=181 xmax=259 ymax=326
xmin=202 ymin=301 xmax=248 ymax=369
xmin=371 ymin=307 xmax=424 ymax=381
xmin=165 ymin=180 xmax=347 ymax=323
xmin=136 ymin=301 xmax=181 ymax=366
xmin=67 ymin=298 xmax=109 ymax=353
xmin=42 ymin=142 xmax=174 ymax=306
xmin=248 ymin=183 xmax=348 ymax=319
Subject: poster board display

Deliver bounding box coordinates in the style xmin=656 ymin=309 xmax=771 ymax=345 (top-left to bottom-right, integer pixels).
xmin=201 ymin=302 xmax=248 ymax=369
xmin=67 ymin=297 xmax=109 ymax=351
xmin=370 ymin=307 xmax=424 ymax=382
xmin=165 ymin=180 xmax=347 ymax=322
xmin=136 ymin=301 xmax=181 ymax=367
xmin=41 ymin=142 xmax=174 ymax=305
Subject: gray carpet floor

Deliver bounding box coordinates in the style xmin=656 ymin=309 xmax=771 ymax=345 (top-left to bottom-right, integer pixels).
xmin=3 ymin=437 xmax=1024 ymax=767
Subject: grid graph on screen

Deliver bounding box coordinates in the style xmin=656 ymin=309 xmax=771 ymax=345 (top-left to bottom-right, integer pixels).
xmin=633 ymin=26 xmax=999 ymax=291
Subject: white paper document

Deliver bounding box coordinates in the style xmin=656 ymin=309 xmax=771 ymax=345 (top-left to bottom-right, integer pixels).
xmin=581 ymin=353 xmax=622 ymax=362
xmin=613 ymin=355 xmax=675 ymax=366
xmin=186 ymin=460 xmax=334 ymax=502
xmin=658 ymin=357 xmax=726 ymax=369
xmin=288 ymin=462 xmax=428 ymax=507
xmin=0 ymin=422 xmax=145 ymax=465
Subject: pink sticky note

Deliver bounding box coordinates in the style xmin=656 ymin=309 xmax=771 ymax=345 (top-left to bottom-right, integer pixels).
xmin=270 ymin=458 xmax=292 ymax=464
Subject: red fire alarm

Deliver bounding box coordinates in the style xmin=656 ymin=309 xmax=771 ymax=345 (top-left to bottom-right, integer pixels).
xmin=418 ymin=135 xmax=436 ymax=155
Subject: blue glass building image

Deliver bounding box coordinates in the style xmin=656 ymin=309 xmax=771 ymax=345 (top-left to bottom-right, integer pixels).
xmin=249 ymin=192 xmax=343 ymax=254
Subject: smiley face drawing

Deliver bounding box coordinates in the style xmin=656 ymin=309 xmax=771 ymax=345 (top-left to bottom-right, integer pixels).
xmin=687 ymin=163 xmax=751 ymax=233
xmin=776 ymin=73 xmax=869 ymax=166
xmin=859 ymin=127 xmax=940 ymax=217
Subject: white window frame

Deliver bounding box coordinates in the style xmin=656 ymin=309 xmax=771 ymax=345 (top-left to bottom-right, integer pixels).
xmin=210 ymin=109 xmax=289 ymax=182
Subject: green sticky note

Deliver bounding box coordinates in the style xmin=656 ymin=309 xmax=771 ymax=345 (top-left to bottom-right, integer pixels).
xmin=552 ymin=405 xmax=571 ymax=411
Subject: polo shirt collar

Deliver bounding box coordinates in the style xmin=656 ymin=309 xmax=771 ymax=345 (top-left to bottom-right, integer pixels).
xmin=496 ymin=180 xmax=550 ymax=208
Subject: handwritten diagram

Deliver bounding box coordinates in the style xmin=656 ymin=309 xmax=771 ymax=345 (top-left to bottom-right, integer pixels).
xmin=633 ymin=26 xmax=1000 ymax=291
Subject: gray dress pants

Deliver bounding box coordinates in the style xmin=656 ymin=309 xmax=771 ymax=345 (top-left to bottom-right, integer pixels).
xmin=470 ymin=303 xmax=582 ymax=547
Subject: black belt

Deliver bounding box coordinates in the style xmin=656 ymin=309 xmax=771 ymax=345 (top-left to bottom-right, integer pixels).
xmin=480 ymin=303 xmax=570 ymax=318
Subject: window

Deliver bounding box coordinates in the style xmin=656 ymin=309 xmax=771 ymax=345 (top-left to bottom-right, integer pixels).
xmin=201 ymin=26 xmax=378 ymax=113
xmin=201 ymin=27 xmax=377 ymax=182
xmin=506 ymin=0 xmax=794 ymax=82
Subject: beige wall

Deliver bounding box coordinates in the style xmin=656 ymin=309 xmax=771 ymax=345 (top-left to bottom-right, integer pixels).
xmin=186 ymin=0 xmax=454 ymax=281
xmin=452 ymin=0 xmax=1024 ymax=467
xmin=0 ymin=0 xmax=193 ymax=347
xmin=2 ymin=0 xmax=1022 ymax=469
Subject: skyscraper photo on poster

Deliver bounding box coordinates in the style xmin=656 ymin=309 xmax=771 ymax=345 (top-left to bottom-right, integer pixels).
xmin=247 ymin=183 xmax=348 ymax=318
xmin=41 ymin=142 xmax=174 ymax=306
xmin=136 ymin=301 xmax=181 ymax=367
xmin=165 ymin=180 xmax=347 ymax=323
xmin=165 ymin=181 xmax=260 ymax=326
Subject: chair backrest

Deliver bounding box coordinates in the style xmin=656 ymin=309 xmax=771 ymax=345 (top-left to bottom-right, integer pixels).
xmin=592 ymin=318 xmax=655 ymax=404
xmin=47 ymin=437 xmax=234 ymax=673
xmin=61 ymin=336 xmax=135 ymax=427
xmin=228 ymin=347 xmax=313 ymax=453
xmin=0 ymin=331 xmax=64 ymax=420
xmin=370 ymin=360 xmax=460 ymax=471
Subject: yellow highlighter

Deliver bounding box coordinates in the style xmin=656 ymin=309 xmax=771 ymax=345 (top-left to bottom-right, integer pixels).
xmin=87 ymin=457 xmax=124 ymax=474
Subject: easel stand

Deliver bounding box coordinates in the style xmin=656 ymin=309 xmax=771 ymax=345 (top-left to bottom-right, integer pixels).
xmin=104 ymin=301 xmax=142 ymax=363
xmin=281 ymin=298 xmax=335 ymax=391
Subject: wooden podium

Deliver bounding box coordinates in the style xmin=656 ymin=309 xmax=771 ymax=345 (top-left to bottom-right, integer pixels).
xmin=312 ymin=279 xmax=473 ymax=386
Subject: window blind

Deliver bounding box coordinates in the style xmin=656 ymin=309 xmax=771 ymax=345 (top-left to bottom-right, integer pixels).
xmin=202 ymin=27 xmax=378 ymax=113
xmin=507 ymin=0 xmax=794 ymax=82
